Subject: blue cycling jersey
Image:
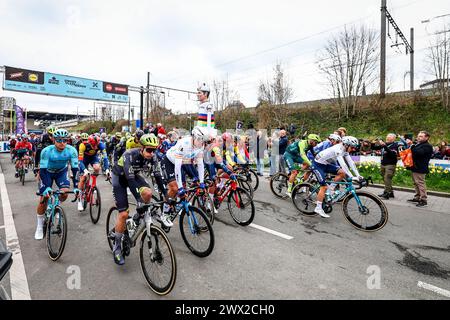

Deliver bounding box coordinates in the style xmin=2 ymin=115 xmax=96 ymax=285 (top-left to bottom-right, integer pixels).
xmin=307 ymin=140 xmax=332 ymax=161
xmin=40 ymin=145 xmax=79 ymax=173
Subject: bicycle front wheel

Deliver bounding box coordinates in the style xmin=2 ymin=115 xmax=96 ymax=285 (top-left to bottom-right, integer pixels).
xmin=238 ymin=177 xmax=254 ymax=199
xmin=191 ymin=193 xmax=215 ymax=225
xmin=248 ymin=169 xmax=259 ymax=191
xmin=269 ymin=172 xmax=289 ymax=199
xmin=291 ymin=183 xmax=318 ymax=216
xmin=139 ymin=225 xmax=177 ymax=296
xmin=106 ymin=207 xmax=119 ymax=251
xmin=179 ymin=206 xmax=215 ymax=257
xmin=227 ymin=187 xmax=255 ymax=226
xmin=89 ymin=186 xmax=102 ymax=224
xmin=342 ymin=191 xmax=389 ymax=231
xmin=46 ymin=206 xmax=68 ymax=261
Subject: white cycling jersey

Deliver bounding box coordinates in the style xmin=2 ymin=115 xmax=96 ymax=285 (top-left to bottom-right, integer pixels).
xmin=197 ymin=101 xmax=215 ymax=128
xmin=166 ymin=136 xmax=204 ymax=188
xmin=314 ymin=144 xmax=361 ymax=179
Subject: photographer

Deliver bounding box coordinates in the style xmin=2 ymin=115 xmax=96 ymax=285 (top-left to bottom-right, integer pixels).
xmin=372 ymin=134 xmax=400 ymax=200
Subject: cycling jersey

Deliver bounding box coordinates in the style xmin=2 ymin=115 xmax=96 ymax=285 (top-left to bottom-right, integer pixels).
xmin=314 ymin=144 xmax=360 ymax=179
xmin=125 ymin=137 xmax=141 ymax=150
xmin=37 ymin=133 xmax=53 ymax=150
xmin=165 ymin=136 xmax=204 ymax=188
xmin=38 ymin=144 xmax=79 ymax=194
xmin=205 ymin=143 xmax=232 ymax=179
xmin=15 ymin=141 xmax=33 ymax=156
xmin=285 ymin=140 xmax=313 ymax=166
xmin=156 ymin=140 xmax=176 ymax=160
xmin=78 ymin=142 xmax=108 ymax=171
xmin=307 ymin=140 xmax=333 ymax=162
xmin=197 ymin=101 xmax=215 ymax=128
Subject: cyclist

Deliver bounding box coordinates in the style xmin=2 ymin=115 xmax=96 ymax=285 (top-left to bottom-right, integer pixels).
xmin=14 ymin=134 xmax=33 ymax=178
xmin=160 ymin=126 xmax=209 ymax=218
xmin=35 ymin=126 xmax=57 ymax=175
xmin=107 ymin=132 xmax=122 ymax=158
xmin=110 ymin=133 xmax=165 ymax=265
xmin=76 ymin=133 xmax=89 ymax=153
xmin=113 ymin=129 xmax=144 ymax=165
xmin=196 ymin=83 xmax=215 ymax=128
xmin=77 ymin=134 xmax=109 ymax=211
xmin=283 ymin=134 xmax=321 ymax=196
xmin=156 ymin=131 xmax=178 ymax=160
xmin=312 ymin=136 xmax=364 ymax=218
xmin=9 ymin=135 xmax=17 ymax=162
xmin=35 ymin=129 xmax=79 ymax=240
xmin=308 ymin=133 xmax=342 ymax=159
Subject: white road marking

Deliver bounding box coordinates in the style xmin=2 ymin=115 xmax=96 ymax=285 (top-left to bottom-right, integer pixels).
xmin=417 ymin=281 xmax=450 ymax=298
xmin=0 ymin=172 xmax=31 ymax=300
xmin=249 ymin=223 xmax=294 ymax=240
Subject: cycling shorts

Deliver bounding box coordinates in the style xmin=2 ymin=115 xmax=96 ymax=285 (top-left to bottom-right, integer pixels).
xmin=112 ymin=173 xmax=150 ymax=212
xmin=82 ymin=155 xmax=100 ymax=168
xmin=311 ymin=160 xmax=340 ymax=186
xmin=283 ymin=151 xmax=304 ymax=172
xmin=38 ymin=168 xmax=70 ymax=194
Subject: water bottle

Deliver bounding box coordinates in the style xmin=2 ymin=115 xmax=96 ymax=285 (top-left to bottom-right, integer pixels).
xmin=126 ymin=218 xmax=136 ymax=239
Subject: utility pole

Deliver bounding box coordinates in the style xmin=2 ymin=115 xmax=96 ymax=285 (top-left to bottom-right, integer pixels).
xmin=380 ymin=0 xmax=387 ymax=98
xmin=140 ymin=86 xmax=144 ymax=130
xmin=147 ymin=72 xmax=150 ymax=125
xmin=128 ymin=99 xmax=131 ymax=130
xmin=410 ymin=28 xmax=414 ymax=91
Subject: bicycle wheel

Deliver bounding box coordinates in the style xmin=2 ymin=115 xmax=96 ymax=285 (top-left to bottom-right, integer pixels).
xmin=342 ymin=191 xmax=389 ymax=232
xmin=89 ymin=186 xmax=102 ymax=224
xmin=291 ymin=183 xmax=318 ymax=216
xmin=106 ymin=207 xmax=120 ymax=251
xmin=238 ymin=177 xmax=254 ymax=199
xmin=179 ymin=206 xmax=215 ymax=257
xmin=227 ymin=187 xmax=255 ymax=226
xmin=20 ymin=170 xmax=25 ymax=186
xmin=269 ymin=172 xmax=289 ymax=199
xmin=46 ymin=206 xmax=67 ymax=261
xmin=248 ymin=169 xmax=259 ymax=191
xmin=139 ymin=225 xmax=177 ymax=296
xmin=191 ymin=193 xmax=215 ymax=225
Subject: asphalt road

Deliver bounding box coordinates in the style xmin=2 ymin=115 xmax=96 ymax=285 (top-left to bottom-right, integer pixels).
xmin=0 ymin=153 xmax=449 ymax=300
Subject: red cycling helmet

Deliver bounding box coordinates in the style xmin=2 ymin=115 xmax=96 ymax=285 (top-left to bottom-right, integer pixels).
xmin=222 ymin=132 xmax=232 ymax=141
xmin=88 ymin=135 xmax=99 ymax=147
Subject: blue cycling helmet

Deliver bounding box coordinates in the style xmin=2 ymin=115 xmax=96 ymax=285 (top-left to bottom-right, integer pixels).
xmin=53 ymin=129 xmax=69 ymax=139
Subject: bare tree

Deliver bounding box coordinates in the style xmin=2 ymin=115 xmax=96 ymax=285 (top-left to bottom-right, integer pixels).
xmin=258 ymin=62 xmax=293 ymax=106
xmin=211 ymin=77 xmax=238 ymax=111
xmin=425 ymin=27 xmax=450 ymax=111
xmin=317 ymin=25 xmax=379 ymax=119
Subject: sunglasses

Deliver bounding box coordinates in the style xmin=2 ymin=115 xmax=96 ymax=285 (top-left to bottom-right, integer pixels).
xmin=55 ymin=138 xmax=68 ymax=143
xmin=144 ymin=147 xmax=156 ymax=153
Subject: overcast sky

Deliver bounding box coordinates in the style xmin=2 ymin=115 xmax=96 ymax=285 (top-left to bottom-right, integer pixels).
xmin=1 ymin=0 xmax=449 ymax=117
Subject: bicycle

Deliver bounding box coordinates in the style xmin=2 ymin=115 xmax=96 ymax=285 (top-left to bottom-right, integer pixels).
xmin=291 ymin=176 xmax=388 ymax=232
xmin=36 ymin=189 xmax=77 ymax=261
xmin=15 ymin=156 xmax=27 ymax=186
xmin=270 ymin=166 xmax=314 ymax=199
xmin=106 ymin=203 xmax=177 ymax=296
xmin=234 ymin=164 xmax=259 ymax=192
xmin=79 ymin=170 xmax=102 ymax=224
xmin=193 ymin=175 xmax=255 ymax=226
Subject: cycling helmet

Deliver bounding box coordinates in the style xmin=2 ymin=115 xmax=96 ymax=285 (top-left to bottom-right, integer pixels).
xmin=134 ymin=129 xmax=144 ymax=140
xmin=22 ymin=133 xmax=29 ymax=139
xmin=80 ymin=132 xmax=89 ymax=140
xmin=197 ymin=83 xmax=210 ymax=93
xmin=125 ymin=132 xmax=131 ymax=139
xmin=115 ymin=132 xmax=122 ymax=138
xmin=192 ymin=126 xmax=207 ymax=141
xmin=101 ymin=132 xmax=107 ymax=138
xmin=53 ymin=129 xmax=69 ymax=139
xmin=88 ymin=135 xmax=100 ymax=147
xmin=47 ymin=126 xmax=58 ymax=135
xmin=222 ymin=132 xmax=232 ymax=142
xmin=328 ymin=134 xmax=342 ymax=142
xmin=342 ymin=136 xmax=359 ymax=148
xmin=307 ymin=134 xmax=321 ymax=143
xmin=167 ymin=131 xmax=178 ymax=139
xmin=140 ymin=134 xmax=159 ymax=148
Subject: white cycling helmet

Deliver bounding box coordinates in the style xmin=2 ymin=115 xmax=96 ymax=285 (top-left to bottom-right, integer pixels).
xmin=192 ymin=126 xmax=215 ymax=143
xmin=328 ymin=134 xmax=342 ymax=142
xmin=197 ymin=83 xmax=210 ymax=93
xmin=342 ymin=136 xmax=359 ymax=147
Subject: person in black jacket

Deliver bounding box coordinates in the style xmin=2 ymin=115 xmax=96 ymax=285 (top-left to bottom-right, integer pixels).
xmin=372 ymin=134 xmax=399 ymax=199
xmin=407 ymin=131 xmax=434 ymax=208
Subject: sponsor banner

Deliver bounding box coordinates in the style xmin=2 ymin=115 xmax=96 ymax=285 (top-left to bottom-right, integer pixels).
xmin=356 ymin=155 xmax=450 ymax=169
xmin=14 ymin=105 xmax=25 ymax=135
xmin=0 ymin=141 xmax=10 ymax=152
xmin=3 ymin=66 xmax=129 ymax=103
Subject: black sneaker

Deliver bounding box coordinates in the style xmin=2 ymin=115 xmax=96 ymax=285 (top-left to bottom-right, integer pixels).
xmin=416 ymin=201 xmax=428 ymax=208
xmin=388 ymin=192 xmax=395 ymax=199
xmin=379 ymin=193 xmax=389 ymax=200
xmin=15 ymin=172 xmax=19 ymax=178
xmin=407 ymin=198 xmax=420 ymax=203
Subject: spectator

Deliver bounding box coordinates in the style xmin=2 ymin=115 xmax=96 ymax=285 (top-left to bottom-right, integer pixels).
xmin=407 ymin=131 xmax=433 ymax=208
xmin=359 ymin=139 xmax=373 ymax=156
xmin=254 ymin=130 xmax=267 ymax=176
xmin=268 ymin=131 xmax=280 ymax=177
xmin=338 ymin=127 xmax=347 ymax=136
xmin=372 ymin=133 xmax=400 ymax=200
xmin=279 ymin=130 xmax=288 ymax=173
xmin=156 ymin=123 xmax=166 ymax=135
